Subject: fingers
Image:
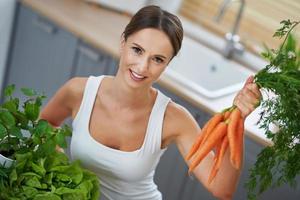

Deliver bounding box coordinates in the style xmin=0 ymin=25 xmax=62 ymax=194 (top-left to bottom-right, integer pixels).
xmin=234 ymin=82 xmax=262 ymax=118
xmin=243 ymin=75 xmax=254 ymax=87
xmin=234 ymin=95 xmax=255 ymax=118
xmin=245 ymin=83 xmax=261 ymax=100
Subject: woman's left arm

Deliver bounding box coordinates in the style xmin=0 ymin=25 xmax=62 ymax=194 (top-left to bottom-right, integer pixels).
xmin=172 ymin=75 xmax=261 ymax=200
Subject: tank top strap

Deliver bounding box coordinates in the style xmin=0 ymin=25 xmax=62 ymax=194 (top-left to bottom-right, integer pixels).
xmin=72 ymin=75 xmax=104 ymax=130
xmin=141 ymin=90 xmax=171 ymax=154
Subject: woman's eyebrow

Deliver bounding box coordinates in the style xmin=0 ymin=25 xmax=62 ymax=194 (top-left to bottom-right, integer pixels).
xmin=132 ymin=43 xmax=145 ymax=52
xmin=132 ymin=42 xmax=167 ymax=59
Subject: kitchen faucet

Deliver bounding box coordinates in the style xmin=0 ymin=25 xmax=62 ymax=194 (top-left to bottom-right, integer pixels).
xmin=214 ymin=0 xmax=245 ymax=58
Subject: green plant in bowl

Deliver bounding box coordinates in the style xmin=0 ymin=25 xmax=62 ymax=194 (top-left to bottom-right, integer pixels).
xmin=0 ymin=85 xmax=100 ymax=199
xmin=0 ymin=84 xmax=70 ymax=164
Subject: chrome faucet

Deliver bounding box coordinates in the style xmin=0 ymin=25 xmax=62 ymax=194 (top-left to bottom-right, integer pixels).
xmin=214 ymin=0 xmax=246 ymax=58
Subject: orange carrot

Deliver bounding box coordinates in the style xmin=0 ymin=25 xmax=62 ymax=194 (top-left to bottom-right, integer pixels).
xmin=199 ymin=113 xmax=223 ymax=147
xmin=216 ymin=135 xmax=229 ymax=170
xmin=189 ymin=122 xmax=228 ymax=173
xmin=234 ymin=117 xmax=244 ymax=169
xmin=223 ymin=110 xmax=231 ymax=120
xmin=185 ymin=119 xmax=210 ymax=161
xmin=208 ymin=158 xmax=219 ymax=184
xmin=214 ymin=137 xmax=223 ymax=162
xmin=186 ymin=113 xmax=223 ymax=161
xmin=206 ymin=114 xmax=224 ymax=139
xmin=227 ymin=108 xmax=241 ymax=168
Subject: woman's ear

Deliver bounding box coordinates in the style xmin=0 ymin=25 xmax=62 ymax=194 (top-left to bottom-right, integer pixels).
xmin=119 ymin=34 xmax=126 ymax=53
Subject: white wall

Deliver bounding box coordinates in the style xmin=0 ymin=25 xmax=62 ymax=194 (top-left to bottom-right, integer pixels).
xmin=0 ymin=0 xmax=16 ymax=97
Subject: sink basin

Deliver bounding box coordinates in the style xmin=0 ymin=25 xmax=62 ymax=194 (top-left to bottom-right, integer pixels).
xmin=165 ymin=37 xmax=253 ymax=99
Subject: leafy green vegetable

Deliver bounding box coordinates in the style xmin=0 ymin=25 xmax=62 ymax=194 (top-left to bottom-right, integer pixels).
xmin=0 ymin=151 xmax=100 ymax=200
xmin=0 ymin=86 xmax=100 ymax=199
xmin=246 ymin=20 xmax=300 ymax=199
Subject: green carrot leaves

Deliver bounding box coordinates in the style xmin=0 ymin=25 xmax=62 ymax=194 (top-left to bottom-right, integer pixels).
xmin=246 ymin=20 xmax=300 ymax=199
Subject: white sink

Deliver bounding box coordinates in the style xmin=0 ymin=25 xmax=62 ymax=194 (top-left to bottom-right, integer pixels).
xmin=165 ymin=37 xmax=253 ymax=99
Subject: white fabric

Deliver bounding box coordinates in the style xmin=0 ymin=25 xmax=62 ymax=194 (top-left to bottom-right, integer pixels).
xmin=70 ymin=75 xmax=170 ymax=200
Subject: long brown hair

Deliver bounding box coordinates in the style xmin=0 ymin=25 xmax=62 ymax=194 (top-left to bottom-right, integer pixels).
xmin=123 ymin=5 xmax=183 ymax=58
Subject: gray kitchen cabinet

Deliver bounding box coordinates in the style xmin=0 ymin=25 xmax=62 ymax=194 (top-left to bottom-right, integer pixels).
xmin=72 ymin=41 xmax=118 ymax=77
xmin=4 ymin=4 xmax=77 ymax=104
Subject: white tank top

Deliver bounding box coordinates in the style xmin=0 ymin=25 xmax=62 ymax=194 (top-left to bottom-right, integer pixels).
xmin=70 ymin=75 xmax=170 ymax=200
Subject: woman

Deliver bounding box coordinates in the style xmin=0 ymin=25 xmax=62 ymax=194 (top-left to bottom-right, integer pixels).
xmin=40 ymin=5 xmax=261 ymax=200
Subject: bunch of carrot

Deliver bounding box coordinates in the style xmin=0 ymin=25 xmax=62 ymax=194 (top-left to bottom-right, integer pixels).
xmin=185 ymin=106 xmax=244 ymax=184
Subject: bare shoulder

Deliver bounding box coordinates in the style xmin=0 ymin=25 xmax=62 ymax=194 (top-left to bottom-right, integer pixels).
xmin=64 ymin=77 xmax=88 ymax=102
xmin=61 ymin=77 xmax=90 ymax=116
xmin=162 ymin=100 xmax=201 ymax=146
xmin=39 ymin=77 xmax=88 ymax=126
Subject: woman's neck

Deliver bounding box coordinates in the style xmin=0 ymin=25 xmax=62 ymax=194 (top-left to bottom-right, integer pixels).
xmin=105 ymin=75 xmax=155 ymax=110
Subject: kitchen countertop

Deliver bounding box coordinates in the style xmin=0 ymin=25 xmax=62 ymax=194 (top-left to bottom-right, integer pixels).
xmin=21 ymin=0 xmax=271 ymax=146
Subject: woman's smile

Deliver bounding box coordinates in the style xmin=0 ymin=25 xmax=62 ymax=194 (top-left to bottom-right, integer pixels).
xmin=129 ymin=69 xmax=147 ymax=82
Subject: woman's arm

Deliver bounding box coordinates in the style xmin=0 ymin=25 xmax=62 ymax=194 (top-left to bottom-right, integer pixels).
xmin=40 ymin=77 xmax=87 ymax=153
xmin=171 ymin=76 xmax=261 ymax=199
xmin=39 ymin=77 xmax=87 ymax=127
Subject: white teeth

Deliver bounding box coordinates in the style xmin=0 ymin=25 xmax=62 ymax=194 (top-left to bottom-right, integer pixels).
xmin=131 ymin=70 xmax=145 ymax=79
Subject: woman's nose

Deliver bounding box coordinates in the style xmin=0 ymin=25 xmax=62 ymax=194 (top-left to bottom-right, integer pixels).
xmin=136 ymin=57 xmax=149 ymax=73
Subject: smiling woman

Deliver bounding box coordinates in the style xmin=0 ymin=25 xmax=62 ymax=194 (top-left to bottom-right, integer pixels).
xmin=39 ymin=5 xmax=261 ymax=200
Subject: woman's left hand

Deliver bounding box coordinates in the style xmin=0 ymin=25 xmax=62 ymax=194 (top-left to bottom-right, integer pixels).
xmin=233 ymin=75 xmax=262 ymax=118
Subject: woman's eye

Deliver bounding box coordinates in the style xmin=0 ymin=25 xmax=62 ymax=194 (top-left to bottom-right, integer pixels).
xmin=132 ymin=47 xmax=142 ymax=55
xmin=154 ymin=57 xmax=164 ymax=64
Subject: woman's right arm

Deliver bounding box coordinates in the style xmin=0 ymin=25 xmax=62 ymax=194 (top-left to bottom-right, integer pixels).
xmin=39 ymin=77 xmax=87 ymax=127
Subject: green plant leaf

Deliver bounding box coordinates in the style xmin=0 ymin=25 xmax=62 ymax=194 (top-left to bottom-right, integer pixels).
xmin=0 ymin=123 xmax=7 ymax=140
xmin=4 ymin=84 xmax=15 ymax=97
xmin=22 ymin=185 xmax=38 ymax=198
xmin=33 ymin=193 xmax=61 ymax=200
xmin=14 ymin=111 xmax=29 ymax=130
xmin=9 ymin=168 xmax=17 ymax=186
xmin=24 ymin=176 xmax=42 ymax=188
xmin=9 ymin=126 xmax=23 ymax=139
xmin=2 ymin=98 xmax=19 ymax=113
xmin=44 ymin=152 xmax=69 ymax=171
xmin=21 ymin=172 xmax=42 ymax=179
xmin=50 ymin=162 xmax=83 ymax=185
xmin=44 ymin=172 xmax=54 ymax=185
xmin=55 ymin=132 xmax=67 ymax=148
xmin=31 ymin=162 xmax=46 ymax=176
xmin=36 ymin=95 xmax=46 ymax=107
xmin=34 ymin=119 xmax=51 ymax=138
xmin=0 ymin=110 xmax=16 ymax=129
xmin=24 ymin=102 xmax=40 ymax=121
xmin=36 ymin=139 xmax=56 ymax=157
xmin=61 ymin=124 xmax=72 ymax=137
xmin=21 ymin=87 xmax=37 ymax=97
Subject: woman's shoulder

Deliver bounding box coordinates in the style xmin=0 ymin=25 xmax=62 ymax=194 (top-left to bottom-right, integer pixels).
xmin=163 ymin=100 xmax=200 ymax=138
xmin=64 ymin=77 xmax=88 ymax=97
xmin=60 ymin=77 xmax=89 ymax=107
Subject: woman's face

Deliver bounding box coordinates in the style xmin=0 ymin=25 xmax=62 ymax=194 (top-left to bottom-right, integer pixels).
xmin=118 ymin=28 xmax=174 ymax=89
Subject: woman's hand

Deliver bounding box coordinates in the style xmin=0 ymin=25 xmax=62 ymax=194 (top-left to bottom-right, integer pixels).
xmin=233 ymin=75 xmax=262 ymax=118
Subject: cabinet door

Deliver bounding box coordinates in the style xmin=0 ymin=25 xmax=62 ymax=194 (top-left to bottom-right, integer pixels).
xmin=73 ymin=42 xmax=118 ymax=77
xmin=4 ymin=5 xmax=77 ymax=104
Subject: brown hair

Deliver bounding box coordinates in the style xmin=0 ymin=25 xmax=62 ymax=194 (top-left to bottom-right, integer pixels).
xmin=123 ymin=5 xmax=183 ymax=58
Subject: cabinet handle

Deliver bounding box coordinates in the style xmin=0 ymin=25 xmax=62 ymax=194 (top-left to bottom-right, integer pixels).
xmin=77 ymin=45 xmax=100 ymax=62
xmin=33 ymin=17 xmax=57 ymax=34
